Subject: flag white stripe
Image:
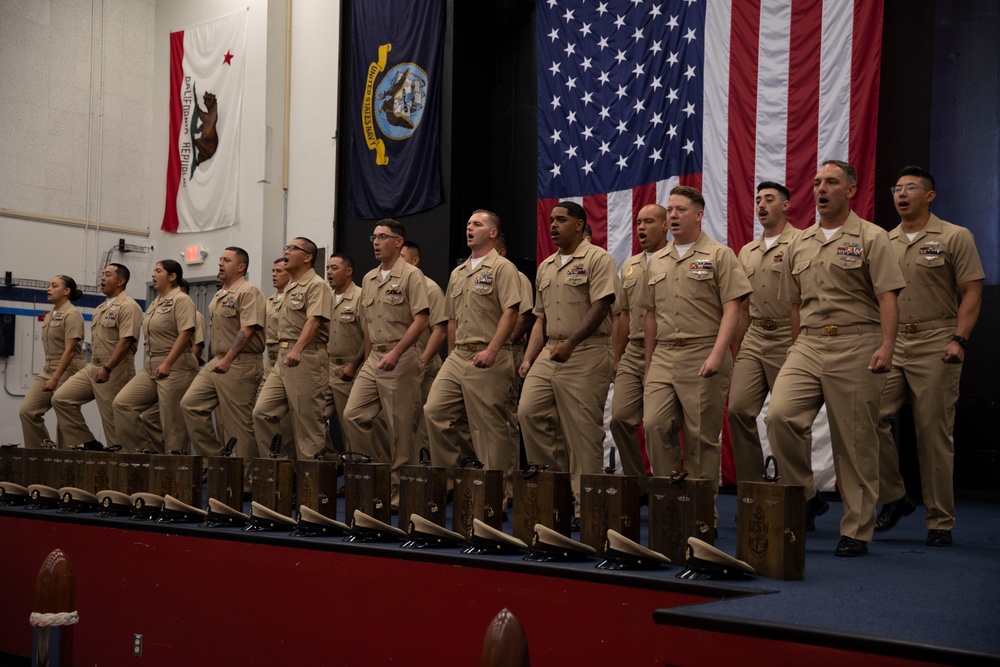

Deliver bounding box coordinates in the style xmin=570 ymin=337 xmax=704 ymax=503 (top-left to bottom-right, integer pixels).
xmin=701 ymin=0 xmax=732 ymax=245
xmin=753 ymin=0 xmax=791 ymax=240
xmin=606 ymin=188 xmax=633 ymax=269
xmin=655 ymin=176 xmax=680 ymax=210
xmin=817 ymin=0 xmax=853 ymax=165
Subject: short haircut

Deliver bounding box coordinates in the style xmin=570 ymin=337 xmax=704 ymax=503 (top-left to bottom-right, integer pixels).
xmin=670 ymin=185 xmax=706 ymax=210
xmin=555 ymin=200 xmax=586 ymax=222
xmin=159 ymin=259 xmax=184 ymax=286
xmin=494 ymin=233 xmax=508 ymax=252
xmin=376 ymin=218 xmax=407 ymax=240
xmin=108 ymin=263 xmax=131 ymax=285
xmin=56 ymin=275 xmax=83 ymax=302
xmin=897 ymin=165 xmax=935 ymax=190
xmin=402 ymin=241 xmax=421 ymax=256
xmin=582 ymin=222 xmax=593 ymax=238
xmin=821 ymin=159 xmax=857 ymax=185
xmin=225 ymin=246 xmax=250 ymax=273
xmin=472 ymin=209 xmax=502 ymax=232
xmin=757 ymin=181 xmax=790 ymax=200
xmin=273 ymin=257 xmax=288 ymax=265
xmin=329 ymin=253 xmax=354 ymax=270
xmin=292 ymin=237 xmax=318 ymax=260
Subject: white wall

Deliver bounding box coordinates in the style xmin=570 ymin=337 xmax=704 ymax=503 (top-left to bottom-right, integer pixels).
xmin=0 ymin=0 xmax=343 ymax=446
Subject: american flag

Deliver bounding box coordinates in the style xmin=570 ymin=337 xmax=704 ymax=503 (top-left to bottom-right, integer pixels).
xmin=536 ymin=0 xmax=884 ymax=265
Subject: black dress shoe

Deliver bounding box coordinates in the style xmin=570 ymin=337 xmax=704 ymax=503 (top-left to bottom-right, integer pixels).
xmin=874 ymin=495 xmax=916 ymax=532
xmin=926 ymin=529 xmax=953 ymax=547
xmin=805 ymin=494 xmax=830 ymax=532
xmin=835 ymin=536 xmax=868 ymax=557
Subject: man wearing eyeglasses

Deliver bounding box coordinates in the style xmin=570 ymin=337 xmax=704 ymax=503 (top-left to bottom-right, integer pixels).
xmin=343 ymin=219 xmax=430 ymax=508
xmin=253 ymin=237 xmax=333 ymax=460
xmin=873 ymin=166 xmax=984 ymax=548
xmin=767 ymin=161 xmax=906 ymax=558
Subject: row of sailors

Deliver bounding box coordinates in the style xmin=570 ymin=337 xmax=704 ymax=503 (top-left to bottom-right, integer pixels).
xmin=18 ymin=161 xmax=983 ymax=556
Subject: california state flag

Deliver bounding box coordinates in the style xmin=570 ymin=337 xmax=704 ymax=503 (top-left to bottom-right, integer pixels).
xmin=162 ymin=9 xmax=248 ymax=233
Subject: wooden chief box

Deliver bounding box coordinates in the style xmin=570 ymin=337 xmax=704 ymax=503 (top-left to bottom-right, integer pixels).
xmin=83 ymin=451 xmax=117 ymax=494
xmin=53 ymin=450 xmax=88 ymax=490
xmin=579 ymin=472 xmax=641 ymax=555
xmin=206 ymin=457 xmax=244 ymax=512
xmin=0 ymin=446 xmax=26 ymax=485
xmin=295 ymin=459 xmax=340 ymax=520
xmin=398 ymin=462 xmax=447 ymax=530
xmin=452 ymin=466 xmax=504 ymax=541
xmin=251 ymin=458 xmax=294 ymax=517
xmin=648 ymin=475 xmax=715 ymax=565
xmin=736 ymin=480 xmax=806 ymax=580
xmin=343 ymin=460 xmax=391 ymax=525
xmin=149 ymin=454 xmax=203 ymax=507
xmin=115 ymin=453 xmax=151 ymax=495
xmin=512 ymin=470 xmax=571 ymax=545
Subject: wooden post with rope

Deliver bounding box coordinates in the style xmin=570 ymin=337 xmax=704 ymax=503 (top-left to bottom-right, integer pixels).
xmin=479 ymin=608 xmax=529 ymax=667
xmin=30 ymin=549 xmax=77 ymax=667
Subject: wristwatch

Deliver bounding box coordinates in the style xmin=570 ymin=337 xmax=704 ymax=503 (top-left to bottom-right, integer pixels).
xmin=103 ymin=365 xmax=113 ymax=374
xmin=951 ymin=335 xmax=968 ymax=349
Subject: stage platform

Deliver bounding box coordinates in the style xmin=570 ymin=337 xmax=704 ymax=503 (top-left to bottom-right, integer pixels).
xmin=1 ymin=491 xmax=997 ymax=666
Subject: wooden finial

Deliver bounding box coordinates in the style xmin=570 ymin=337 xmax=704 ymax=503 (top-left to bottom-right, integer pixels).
xmin=479 ymin=608 xmax=529 ymax=667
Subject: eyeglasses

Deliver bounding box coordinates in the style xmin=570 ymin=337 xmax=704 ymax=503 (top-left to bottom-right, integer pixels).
xmin=889 ymin=184 xmax=931 ymax=195
xmin=284 ymin=244 xmax=307 ymax=253
xmin=370 ymin=234 xmax=401 ymax=242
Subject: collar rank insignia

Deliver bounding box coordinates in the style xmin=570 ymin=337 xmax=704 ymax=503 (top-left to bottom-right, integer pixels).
xmin=626 ymin=265 xmax=634 ymax=278
xmin=566 ymin=262 xmax=586 ymax=276
xmin=385 ymin=284 xmax=403 ymax=296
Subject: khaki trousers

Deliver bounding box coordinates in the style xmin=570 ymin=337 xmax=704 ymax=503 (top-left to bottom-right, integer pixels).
xmin=877 ymin=328 xmax=961 ymax=530
xmin=52 ymin=362 xmax=134 ymax=448
xmin=181 ymin=354 xmax=263 ymax=466
xmin=342 ymin=347 xmax=424 ymax=506
xmin=253 ymin=346 xmax=329 ymax=460
xmin=518 ymin=343 xmax=613 ymax=504
xmin=767 ymin=332 xmax=886 ymax=542
xmin=114 ymin=354 xmax=198 ymax=453
xmin=609 ymin=342 xmax=652 ymax=494
xmin=19 ymin=359 xmax=87 ymax=448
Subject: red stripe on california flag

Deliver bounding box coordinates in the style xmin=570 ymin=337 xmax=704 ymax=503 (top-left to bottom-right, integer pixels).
xmin=726 ymin=0 xmax=761 ymax=253
xmin=161 ymin=29 xmax=185 ymax=233
xmin=785 ymin=0 xmax=823 ymax=229
xmin=631 ymin=183 xmax=657 ymax=255
xmin=849 ymin=0 xmax=883 ymax=222
xmin=536 ymin=197 xmax=560 ymax=266
xmin=582 ymin=193 xmax=609 ymax=250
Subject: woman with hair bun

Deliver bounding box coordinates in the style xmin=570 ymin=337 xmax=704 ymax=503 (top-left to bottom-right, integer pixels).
xmin=113 ymin=260 xmax=199 ymax=453
xmin=19 ymin=275 xmax=88 ymax=447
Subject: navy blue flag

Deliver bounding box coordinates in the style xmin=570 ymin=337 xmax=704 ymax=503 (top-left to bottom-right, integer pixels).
xmin=349 ymin=0 xmax=444 ymax=219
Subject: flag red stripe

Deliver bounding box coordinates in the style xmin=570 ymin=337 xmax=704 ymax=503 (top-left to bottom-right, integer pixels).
xmin=536 ymin=197 xmax=560 ymax=264
xmin=161 ymin=30 xmax=185 ymax=233
xmin=725 ymin=0 xmax=762 ymax=252
xmin=631 ymin=182 xmax=657 ymax=255
xmin=785 ymin=0 xmax=823 ymax=229
xmin=849 ymin=0 xmax=883 ymax=222
xmin=582 ymin=193 xmax=609 ymax=250
xmin=678 ymin=172 xmax=702 ymax=191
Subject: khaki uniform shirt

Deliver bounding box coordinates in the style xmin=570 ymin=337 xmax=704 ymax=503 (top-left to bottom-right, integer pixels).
xmin=534 ymin=239 xmax=617 ymax=340
xmin=208 ymin=276 xmax=266 ymax=357
xmin=42 ymin=303 xmax=85 ymax=372
xmin=329 ymin=282 xmax=364 ymax=361
xmin=279 ymin=268 xmax=333 ymax=345
xmin=508 ymin=271 xmax=534 ymax=345
xmin=779 ymin=212 xmax=906 ymax=329
xmin=194 ymin=312 xmax=206 ymax=347
xmin=143 ymin=287 xmax=197 ymax=358
xmin=446 ymin=248 xmax=522 ymax=346
xmin=737 ymin=223 xmax=801 ymax=320
xmin=265 ymin=292 xmax=283 ymax=364
xmin=889 ymin=214 xmax=985 ymax=323
xmin=639 ymin=231 xmax=752 ymax=340
xmin=91 ymin=294 xmax=142 ymax=364
xmin=416 ymin=274 xmax=448 ymax=353
xmin=358 ymin=256 xmax=430 ymax=345
xmin=619 ymin=252 xmax=654 ymax=341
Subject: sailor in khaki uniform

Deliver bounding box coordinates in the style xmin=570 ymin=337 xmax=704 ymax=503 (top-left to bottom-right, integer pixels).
xmin=325 ymin=253 xmax=364 ymax=452
xmin=610 ymin=204 xmax=669 ymax=497
xmin=114 ymin=260 xmax=200 ymax=453
xmin=639 ymin=187 xmax=751 ymax=515
xmin=181 ymin=247 xmax=266 ymax=465
xmin=518 ymin=201 xmax=616 ymax=507
xmin=343 ymin=220 xmax=430 ymax=507
xmin=494 ymin=234 xmax=534 ymax=459
xmin=728 ymin=182 xmax=809 ymax=482
xmin=263 ymin=258 xmax=290 ymax=382
xmin=767 ymin=161 xmax=907 ymax=557
xmin=52 ymin=264 xmax=142 ymax=448
xmin=253 ymin=238 xmax=333 ymax=460
xmin=19 ymin=276 xmax=88 ymax=448
xmin=400 ymin=241 xmax=448 ymax=453
xmin=424 ymin=210 xmax=522 ymax=497
xmin=874 ymin=166 xmax=984 ymax=547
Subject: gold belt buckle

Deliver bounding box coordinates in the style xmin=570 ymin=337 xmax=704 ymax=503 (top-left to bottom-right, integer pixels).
xmin=279 ymin=341 xmax=290 ymax=348
xmin=904 ymin=323 xmax=919 ymax=334
xmin=823 ymin=325 xmax=839 ymax=336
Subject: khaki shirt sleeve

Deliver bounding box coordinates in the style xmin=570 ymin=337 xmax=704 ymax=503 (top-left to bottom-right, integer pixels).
xmin=495 ymin=262 xmax=521 ymax=312
xmin=306 ymin=278 xmax=333 ymax=321
xmin=717 ymin=246 xmax=753 ymax=303
xmin=120 ymin=301 xmax=142 ymax=340
xmin=408 ymin=271 xmax=431 ymax=316
xmin=239 ymin=287 xmax=266 ymax=330
xmin=588 ymin=250 xmax=618 ymax=304
xmin=427 ymin=280 xmax=447 ymax=326
xmin=952 ymin=227 xmax=986 ymax=284
xmin=867 ymin=229 xmax=908 ymax=295
xmin=174 ymin=296 xmax=197 ymax=334
xmin=65 ymin=308 xmax=85 ymax=340
xmin=532 ymin=264 xmax=549 ymax=319
xmin=194 ymin=312 xmax=206 ymax=345
xmin=444 ymin=271 xmax=459 ymax=321
xmin=518 ymin=273 xmax=533 ymax=315
xmin=778 ymin=245 xmax=802 ymax=305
